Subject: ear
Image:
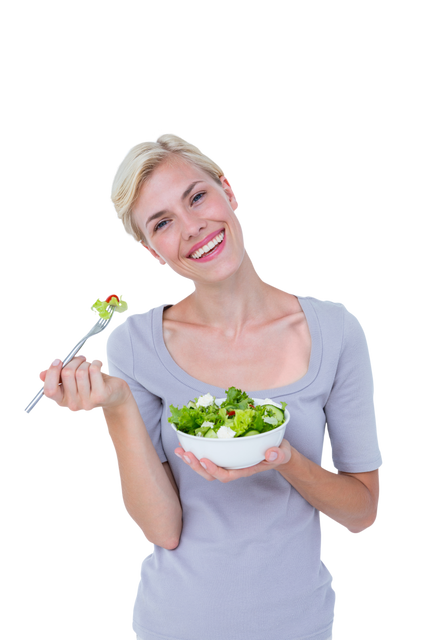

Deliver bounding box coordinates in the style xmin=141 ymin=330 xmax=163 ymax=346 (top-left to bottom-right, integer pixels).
xmin=139 ymin=242 xmax=162 ymax=262
xmin=219 ymin=176 xmax=238 ymax=211
xmin=140 ymin=242 xmax=167 ymax=265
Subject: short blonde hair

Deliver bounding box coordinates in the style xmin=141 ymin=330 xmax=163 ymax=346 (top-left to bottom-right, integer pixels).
xmin=111 ymin=134 xmax=224 ymax=244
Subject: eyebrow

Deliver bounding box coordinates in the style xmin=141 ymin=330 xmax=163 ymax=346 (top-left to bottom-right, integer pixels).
xmin=145 ymin=181 xmax=204 ymax=227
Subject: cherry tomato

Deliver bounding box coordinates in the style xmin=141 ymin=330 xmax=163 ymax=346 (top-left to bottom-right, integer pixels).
xmin=104 ymin=291 xmax=120 ymax=303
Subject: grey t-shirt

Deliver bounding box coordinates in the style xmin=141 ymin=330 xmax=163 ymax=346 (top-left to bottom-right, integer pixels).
xmin=107 ymin=296 xmax=382 ymax=640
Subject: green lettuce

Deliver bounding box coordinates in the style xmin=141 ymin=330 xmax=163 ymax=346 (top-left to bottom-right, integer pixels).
xmin=168 ymin=387 xmax=288 ymax=438
xmin=88 ymin=291 xmax=131 ymax=320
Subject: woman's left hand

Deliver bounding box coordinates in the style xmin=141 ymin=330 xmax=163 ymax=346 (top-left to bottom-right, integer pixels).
xmin=174 ymin=439 xmax=292 ymax=481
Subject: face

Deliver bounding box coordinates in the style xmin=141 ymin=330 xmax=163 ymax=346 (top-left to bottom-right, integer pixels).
xmin=132 ymin=157 xmax=245 ymax=284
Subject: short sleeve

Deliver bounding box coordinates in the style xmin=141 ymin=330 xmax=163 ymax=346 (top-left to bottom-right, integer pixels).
xmin=106 ymin=321 xmax=167 ymax=463
xmin=324 ymin=309 xmax=382 ymax=473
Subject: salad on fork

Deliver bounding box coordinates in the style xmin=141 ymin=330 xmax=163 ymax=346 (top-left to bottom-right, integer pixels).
xmin=24 ymin=294 xmax=128 ymax=413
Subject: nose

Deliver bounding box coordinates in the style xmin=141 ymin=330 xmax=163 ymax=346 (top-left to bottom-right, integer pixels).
xmin=180 ymin=210 xmax=207 ymax=240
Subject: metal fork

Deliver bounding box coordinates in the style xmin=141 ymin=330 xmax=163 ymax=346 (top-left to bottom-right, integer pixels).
xmin=24 ymin=306 xmax=115 ymax=414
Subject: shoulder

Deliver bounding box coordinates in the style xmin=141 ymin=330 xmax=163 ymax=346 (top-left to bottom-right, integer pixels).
xmin=300 ymin=294 xmax=371 ymax=355
xmin=107 ymin=302 xmax=166 ymax=336
xmin=298 ymin=293 xmax=352 ymax=318
xmin=300 ymin=295 xmax=361 ymax=329
xmin=107 ymin=305 xmax=164 ymax=361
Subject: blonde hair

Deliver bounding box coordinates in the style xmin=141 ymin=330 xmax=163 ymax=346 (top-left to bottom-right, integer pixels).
xmin=111 ymin=134 xmax=224 ymax=244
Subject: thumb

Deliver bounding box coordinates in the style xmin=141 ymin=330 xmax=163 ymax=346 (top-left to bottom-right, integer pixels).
xmin=265 ymin=440 xmax=292 ymax=465
xmin=265 ymin=449 xmax=280 ymax=462
xmin=36 ymin=367 xmax=46 ymax=384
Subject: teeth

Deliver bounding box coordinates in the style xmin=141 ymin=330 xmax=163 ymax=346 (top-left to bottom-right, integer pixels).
xmin=190 ymin=231 xmax=224 ymax=259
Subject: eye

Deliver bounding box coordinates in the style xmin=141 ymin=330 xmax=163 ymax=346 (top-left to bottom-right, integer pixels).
xmin=154 ymin=219 xmax=170 ymax=232
xmin=191 ymin=191 xmax=205 ymax=205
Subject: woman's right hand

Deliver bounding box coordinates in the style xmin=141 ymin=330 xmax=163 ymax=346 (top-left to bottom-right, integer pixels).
xmin=40 ymin=355 xmax=131 ymax=412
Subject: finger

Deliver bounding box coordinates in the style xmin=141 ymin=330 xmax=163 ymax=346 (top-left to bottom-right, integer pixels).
xmin=264 ymin=447 xmax=280 ymax=462
xmin=36 ymin=367 xmax=46 ymax=384
xmin=198 ymin=457 xmax=234 ymax=482
xmin=75 ymin=360 xmax=91 ymax=405
xmin=264 ymin=440 xmax=292 ymax=465
xmin=50 ymin=356 xmax=86 ymax=413
xmin=175 ymin=449 xmax=216 ymax=481
xmin=87 ymin=360 xmax=105 ymax=403
xmin=43 ymin=356 xmax=62 ymax=398
xmin=61 ymin=356 xmax=87 ymax=404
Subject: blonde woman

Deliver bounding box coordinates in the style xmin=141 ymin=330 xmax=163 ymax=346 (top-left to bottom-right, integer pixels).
xmin=41 ymin=135 xmax=382 ymax=640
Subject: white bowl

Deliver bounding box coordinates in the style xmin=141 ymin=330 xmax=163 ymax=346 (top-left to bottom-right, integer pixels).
xmin=170 ymin=398 xmax=290 ymax=469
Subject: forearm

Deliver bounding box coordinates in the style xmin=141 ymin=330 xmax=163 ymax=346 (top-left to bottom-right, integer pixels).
xmin=278 ymin=447 xmax=376 ymax=533
xmin=104 ymin=397 xmax=182 ymax=549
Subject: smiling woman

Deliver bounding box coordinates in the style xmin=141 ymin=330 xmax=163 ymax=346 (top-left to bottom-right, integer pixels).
xmin=41 ymin=134 xmax=382 ymax=640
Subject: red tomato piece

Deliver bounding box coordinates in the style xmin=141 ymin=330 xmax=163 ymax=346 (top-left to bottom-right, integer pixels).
xmin=104 ymin=291 xmax=120 ymax=303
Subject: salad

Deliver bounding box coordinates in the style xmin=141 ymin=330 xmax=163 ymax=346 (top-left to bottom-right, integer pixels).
xmin=168 ymin=387 xmax=287 ymax=439
xmin=91 ymin=294 xmax=128 ymax=319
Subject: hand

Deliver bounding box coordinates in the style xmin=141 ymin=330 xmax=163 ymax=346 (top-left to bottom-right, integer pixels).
xmin=40 ymin=355 xmax=131 ymax=411
xmin=174 ymin=438 xmax=292 ymax=482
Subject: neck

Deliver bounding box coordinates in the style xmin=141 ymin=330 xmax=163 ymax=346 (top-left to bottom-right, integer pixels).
xmin=185 ymin=252 xmax=277 ymax=339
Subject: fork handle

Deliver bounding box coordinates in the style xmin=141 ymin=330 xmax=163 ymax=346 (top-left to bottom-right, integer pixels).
xmin=21 ymin=322 xmax=102 ymax=416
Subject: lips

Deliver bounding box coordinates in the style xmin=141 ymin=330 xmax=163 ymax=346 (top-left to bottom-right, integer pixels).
xmin=186 ymin=228 xmax=225 ymax=258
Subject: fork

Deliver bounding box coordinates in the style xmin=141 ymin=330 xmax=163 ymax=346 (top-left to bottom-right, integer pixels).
xmin=24 ymin=306 xmax=115 ymax=414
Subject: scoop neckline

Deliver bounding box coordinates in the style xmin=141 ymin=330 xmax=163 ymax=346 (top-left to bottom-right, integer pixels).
xmin=152 ymin=295 xmax=322 ymax=398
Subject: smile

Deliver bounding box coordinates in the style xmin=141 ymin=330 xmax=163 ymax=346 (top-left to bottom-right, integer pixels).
xmin=188 ymin=230 xmax=225 ymax=259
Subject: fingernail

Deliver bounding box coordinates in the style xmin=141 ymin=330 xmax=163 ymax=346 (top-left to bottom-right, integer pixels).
xmin=52 ymin=359 xmax=60 ymax=366
xmin=183 ymin=455 xmax=191 ymax=464
xmin=174 ymin=452 xmax=182 ymax=459
xmin=200 ymin=462 xmax=207 ymax=470
xmin=268 ymin=452 xmax=278 ymax=461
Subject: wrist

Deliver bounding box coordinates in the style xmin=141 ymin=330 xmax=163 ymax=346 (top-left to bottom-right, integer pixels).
xmin=103 ymin=387 xmax=136 ymax=420
xmin=277 ymin=446 xmax=308 ymax=481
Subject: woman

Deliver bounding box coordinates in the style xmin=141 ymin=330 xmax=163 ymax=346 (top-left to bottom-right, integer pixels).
xmin=41 ymin=135 xmax=382 ymax=640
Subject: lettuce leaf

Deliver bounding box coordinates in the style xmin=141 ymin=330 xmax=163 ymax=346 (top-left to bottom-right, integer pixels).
xmin=91 ymin=295 xmax=128 ymax=319
xmin=169 ymin=388 xmax=288 ymax=437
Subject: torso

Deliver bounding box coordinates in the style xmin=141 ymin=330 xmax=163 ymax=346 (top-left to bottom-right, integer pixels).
xmin=162 ymin=292 xmax=311 ymax=391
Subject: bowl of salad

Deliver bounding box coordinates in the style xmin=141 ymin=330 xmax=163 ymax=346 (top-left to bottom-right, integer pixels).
xmin=168 ymin=387 xmax=290 ymax=469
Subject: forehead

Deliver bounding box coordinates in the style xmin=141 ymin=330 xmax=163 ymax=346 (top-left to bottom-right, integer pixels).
xmin=150 ymin=158 xmax=210 ymax=187
xmin=134 ymin=158 xmax=213 ymax=216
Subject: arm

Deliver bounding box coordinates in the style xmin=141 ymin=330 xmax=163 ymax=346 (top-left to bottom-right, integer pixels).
xmin=163 ymin=460 xmax=180 ymax=498
xmin=104 ymin=397 xmax=182 ymax=549
xmin=276 ymin=445 xmax=379 ymax=533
